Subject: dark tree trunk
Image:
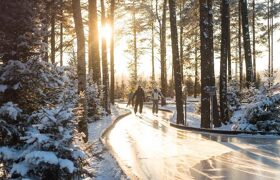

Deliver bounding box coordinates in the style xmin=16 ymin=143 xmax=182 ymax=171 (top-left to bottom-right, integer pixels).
xmin=133 ymin=1 xmax=137 ymax=85
xmin=240 ymin=0 xmax=253 ymax=87
xmin=110 ymin=0 xmax=115 ymax=104
xmin=51 ymin=0 xmax=56 ymax=64
xmin=199 ymin=0 xmax=219 ymax=128
xmin=89 ymin=0 xmax=101 ymax=84
xmin=271 ymin=0 xmax=273 ymax=81
xmin=161 ymin=0 xmax=167 ymax=106
xmin=151 ymin=0 xmax=155 ymax=82
xmin=72 ymin=0 xmax=88 ymax=141
xmin=101 ymin=0 xmax=110 ymax=113
xmin=179 ymin=0 xmax=185 ymax=82
xmin=60 ymin=0 xmax=63 ymax=66
xmin=220 ymin=0 xmax=229 ymax=124
xmin=238 ymin=1 xmax=243 ymax=90
xmin=194 ymin=31 xmax=198 ymax=98
xmin=252 ymin=0 xmax=256 ymax=82
xmin=168 ymin=0 xmax=184 ymax=125
xmin=227 ymin=11 xmax=231 ymax=81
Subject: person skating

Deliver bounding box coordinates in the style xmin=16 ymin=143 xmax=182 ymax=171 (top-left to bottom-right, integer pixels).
xmin=132 ymin=85 xmax=145 ymax=114
xmin=126 ymin=91 xmax=134 ymax=107
xmin=151 ymin=88 xmax=164 ymax=115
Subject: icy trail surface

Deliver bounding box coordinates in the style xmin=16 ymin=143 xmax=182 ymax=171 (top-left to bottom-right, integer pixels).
xmin=104 ymin=104 xmax=280 ymax=180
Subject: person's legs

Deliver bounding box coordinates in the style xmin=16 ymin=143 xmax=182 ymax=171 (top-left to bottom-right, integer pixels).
xmin=152 ymin=100 xmax=156 ymax=114
xmin=155 ymin=100 xmax=159 ymax=114
xmin=134 ymin=101 xmax=138 ymax=113
xmin=139 ymin=101 xmax=143 ymax=114
xmin=127 ymin=98 xmax=131 ymax=107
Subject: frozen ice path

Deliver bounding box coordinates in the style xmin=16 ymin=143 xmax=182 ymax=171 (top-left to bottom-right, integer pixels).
xmin=103 ymin=104 xmax=280 ymax=180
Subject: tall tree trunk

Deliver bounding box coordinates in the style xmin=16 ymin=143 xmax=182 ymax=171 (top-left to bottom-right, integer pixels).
xmin=240 ymin=0 xmax=253 ymax=87
xmin=133 ymin=1 xmax=138 ymax=86
xmin=60 ymin=0 xmax=63 ymax=66
xmin=179 ymin=0 xmax=185 ymax=82
xmin=151 ymin=0 xmax=155 ymax=83
xmin=199 ymin=0 xmax=219 ymax=128
xmin=271 ymin=0 xmax=273 ymax=82
xmin=161 ymin=0 xmax=167 ymax=106
xmin=227 ymin=9 xmax=231 ymax=81
xmin=238 ymin=1 xmax=243 ymax=90
xmin=101 ymin=0 xmax=110 ymax=113
xmin=220 ymin=0 xmax=229 ymax=124
xmin=89 ymin=0 xmax=101 ymax=84
xmin=110 ymin=0 xmax=115 ymax=104
xmin=252 ymin=0 xmax=256 ymax=82
xmin=72 ymin=0 xmax=88 ymax=141
xmin=51 ymin=0 xmax=56 ymax=64
xmin=194 ymin=31 xmax=198 ymax=98
xmin=168 ymin=0 xmax=184 ymax=125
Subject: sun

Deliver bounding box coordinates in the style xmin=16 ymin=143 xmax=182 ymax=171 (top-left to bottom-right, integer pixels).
xmin=101 ymin=23 xmax=112 ymax=43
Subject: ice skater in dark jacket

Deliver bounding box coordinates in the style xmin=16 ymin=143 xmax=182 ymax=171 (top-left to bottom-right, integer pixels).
xmin=132 ymin=85 xmax=145 ymax=114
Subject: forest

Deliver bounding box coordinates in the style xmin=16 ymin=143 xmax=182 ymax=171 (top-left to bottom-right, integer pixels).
xmin=0 ymin=0 xmax=280 ymax=179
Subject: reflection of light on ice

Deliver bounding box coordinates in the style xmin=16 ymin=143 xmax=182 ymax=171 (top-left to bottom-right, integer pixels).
xmin=106 ymin=104 xmax=280 ymax=180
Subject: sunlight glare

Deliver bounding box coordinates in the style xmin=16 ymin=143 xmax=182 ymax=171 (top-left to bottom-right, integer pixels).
xmin=101 ymin=24 xmax=112 ymax=43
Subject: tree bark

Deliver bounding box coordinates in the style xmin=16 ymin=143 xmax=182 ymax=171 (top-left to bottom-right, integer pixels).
xmin=252 ymin=0 xmax=256 ymax=82
xmin=240 ymin=0 xmax=253 ymax=87
xmin=199 ymin=0 xmax=219 ymax=128
xmin=151 ymin=0 xmax=155 ymax=83
xmin=101 ymin=0 xmax=110 ymax=113
xmin=194 ymin=31 xmax=198 ymax=98
xmin=51 ymin=0 xmax=56 ymax=64
xmin=110 ymin=0 xmax=115 ymax=104
xmin=238 ymin=0 xmax=243 ymax=90
xmin=220 ymin=0 xmax=229 ymax=123
xmin=161 ymin=0 xmax=168 ymax=106
xmin=168 ymin=0 xmax=184 ymax=125
xmin=89 ymin=0 xmax=101 ymax=84
xmin=133 ymin=1 xmax=138 ymax=86
xmin=60 ymin=0 xmax=63 ymax=66
xmin=72 ymin=0 xmax=88 ymax=141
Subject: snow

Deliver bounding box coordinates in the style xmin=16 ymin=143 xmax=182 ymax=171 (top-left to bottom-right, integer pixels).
xmin=25 ymin=151 xmax=59 ymax=165
xmin=0 ymin=84 xmax=7 ymax=92
xmin=58 ymin=158 xmax=75 ymax=173
xmin=160 ymin=97 xmax=201 ymax=128
xmin=0 ymin=147 xmax=18 ymax=160
xmin=86 ymin=104 xmax=129 ymax=179
xmin=11 ymin=162 xmax=29 ymax=176
xmin=0 ymin=102 xmax=22 ymax=120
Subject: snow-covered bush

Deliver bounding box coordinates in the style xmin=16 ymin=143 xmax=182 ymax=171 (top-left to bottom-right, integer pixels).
xmin=227 ymin=80 xmax=241 ymax=113
xmin=0 ymin=59 xmax=90 ymax=178
xmin=87 ymin=74 xmax=102 ymax=120
xmin=0 ymin=105 xmax=86 ymax=179
xmin=0 ymin=58 xmax=70 ymax=113
xmin=229 ymin=79 xmax=280 ymax=132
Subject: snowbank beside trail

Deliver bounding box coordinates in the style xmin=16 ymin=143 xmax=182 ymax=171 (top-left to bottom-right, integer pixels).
xmin=160 ymin=101 xmax=201 ymax=128
xmin=85 ymin=105 xmax=129 ymax=180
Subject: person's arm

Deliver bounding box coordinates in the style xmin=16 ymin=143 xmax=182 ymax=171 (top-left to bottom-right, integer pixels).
xmin=132 ymin=91 xmax=136 ymax=101
xmin=142 ymin=90 xmax=145 ymax=102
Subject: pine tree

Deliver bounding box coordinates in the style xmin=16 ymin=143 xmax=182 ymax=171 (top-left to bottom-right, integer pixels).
xmin=169 ymin=0 xmax=184 ymax=125
xmin=101 ymin=0 xmax=110 ymax=113
xmin=220 ymin=0 xmax=230 ymax=123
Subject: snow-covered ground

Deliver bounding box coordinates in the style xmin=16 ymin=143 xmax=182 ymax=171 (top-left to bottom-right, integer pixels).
xmin=160 ymin=97 xmax=201 ymax=128
xmin=162 ymin=96 xmax=280 ymax=134
xmin=85 ymin=105 xmax=129 ymax=180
